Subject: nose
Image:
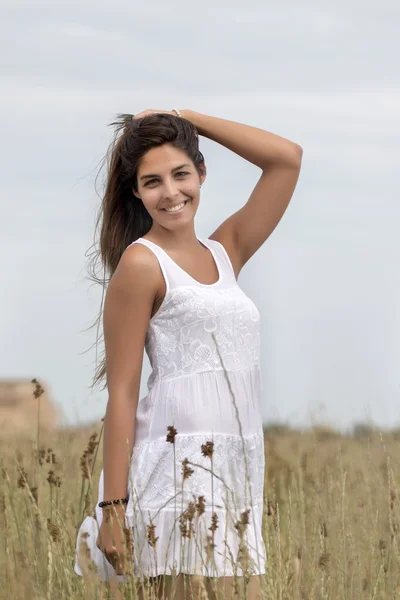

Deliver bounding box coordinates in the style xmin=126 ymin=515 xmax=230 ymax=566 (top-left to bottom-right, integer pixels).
xmin=163 ymin=178 xmax=180 ymax=198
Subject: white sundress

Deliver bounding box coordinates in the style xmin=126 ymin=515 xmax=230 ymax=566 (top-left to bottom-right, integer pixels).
xmin=74 ymin=236 xmax=267 ymax=582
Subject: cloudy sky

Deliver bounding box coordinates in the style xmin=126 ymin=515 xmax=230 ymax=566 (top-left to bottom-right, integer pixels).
xmin=1 ymin=0 xmax=399 ymax=431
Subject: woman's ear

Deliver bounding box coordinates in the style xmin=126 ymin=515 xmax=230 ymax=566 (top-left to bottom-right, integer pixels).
xmin=199 ymin=161 xmax=207 ymax=186
xmin=132 ymin=187 xmax=141 ymax=200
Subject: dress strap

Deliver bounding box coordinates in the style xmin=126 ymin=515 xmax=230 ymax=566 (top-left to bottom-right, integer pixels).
xmin=206 ymin=239 xmax=237 ymax=281
xmin=128 ymin=239 xmax=171 ymax=293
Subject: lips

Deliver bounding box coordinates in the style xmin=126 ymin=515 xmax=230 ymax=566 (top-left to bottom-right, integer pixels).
xmin=162 ymin=200 xmax=189 ymax=212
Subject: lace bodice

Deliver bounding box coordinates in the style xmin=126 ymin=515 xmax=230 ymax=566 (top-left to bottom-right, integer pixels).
xmin=128 ymin=237 xmax=261 ymax=392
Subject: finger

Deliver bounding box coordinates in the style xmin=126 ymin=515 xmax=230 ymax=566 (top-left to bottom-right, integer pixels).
xmin=132 ymin=110 xmax=150 ymax=120
xmin=106 ymin=553 xmax=125 ymax=574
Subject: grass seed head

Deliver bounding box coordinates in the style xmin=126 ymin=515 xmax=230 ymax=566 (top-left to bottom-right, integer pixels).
xmin=201 ymin=441 xmax=214 ymax=459
xmin=179 ymin=513 xmax=188 ymax=538
xmin=182 ymin=458 xmax=194 ymax=480
xmin=267 ymin=499 xmax=276 ymax=517
xmin=318 ymin=551 xmax=330 ymax=570
xmin=147 ymin=521 xmax=159 ymax=548
xmin=234 ymin=509 xmax=250 ymax=536
xmin=17 ymin=466 xmax=28 ymax=489
xmin=47 ymin=470 xmax=57 ymax=487
xmin=180 ymin=501 xmax=196 ymax=538
xmin=47 ymin=518 xmax=61 ymax=543
xmin=209 ymin=511 xmax=219 ymax=533
xmin=320 ymin=521 xmax=328 ymax=538
xmin=166 ymin=425 xmax=178 ymax=443
xmin=79 ymin=431 xmax=99 ymax=479
xmin=31 ymin=378 xmax=45 ymax=399
xmin=196 ymin=495 xmax=206 ymax=516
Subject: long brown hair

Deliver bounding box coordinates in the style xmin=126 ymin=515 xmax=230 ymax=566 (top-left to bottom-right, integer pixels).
xmin=84 ymin=112 xmax=205 ymax=391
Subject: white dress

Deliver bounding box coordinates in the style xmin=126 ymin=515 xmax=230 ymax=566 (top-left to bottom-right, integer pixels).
xmin=74 ymin=237 xmax=266 ymax=582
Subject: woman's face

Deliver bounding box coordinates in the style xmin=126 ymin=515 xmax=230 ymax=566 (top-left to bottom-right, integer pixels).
xmin=133 ymin=144 xmax=205 ymax=228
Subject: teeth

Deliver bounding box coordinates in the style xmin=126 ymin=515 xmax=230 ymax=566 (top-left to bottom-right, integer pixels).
xmin=164 ymin=201 xmax=186 ymax=213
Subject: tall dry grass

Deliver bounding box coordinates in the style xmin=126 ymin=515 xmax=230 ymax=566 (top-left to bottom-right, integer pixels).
xmin=1 ymin=380 xmax=400 ymax=598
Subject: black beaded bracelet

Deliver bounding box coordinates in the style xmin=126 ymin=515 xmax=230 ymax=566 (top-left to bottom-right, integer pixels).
xmin=98 ymin=496 xmax=129 ymax=508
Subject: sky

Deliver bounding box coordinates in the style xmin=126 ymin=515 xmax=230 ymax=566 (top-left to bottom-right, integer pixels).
xmin=1 ymin=0 xmax=399 ymax=432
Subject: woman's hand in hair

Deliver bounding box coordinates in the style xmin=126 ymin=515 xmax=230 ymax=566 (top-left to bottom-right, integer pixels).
xmin=132 ymin=109 xmax=176 ymax=120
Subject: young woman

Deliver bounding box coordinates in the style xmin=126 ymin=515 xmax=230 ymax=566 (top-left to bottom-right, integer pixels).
xmin=74 ymin=108 xmax=302 ymax=598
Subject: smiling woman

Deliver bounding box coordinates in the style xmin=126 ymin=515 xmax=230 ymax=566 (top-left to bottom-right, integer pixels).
xmin=132 ymin=142 xmax=205 ymax=222
xmin=74 ymin=108 xmax=301 ymax=597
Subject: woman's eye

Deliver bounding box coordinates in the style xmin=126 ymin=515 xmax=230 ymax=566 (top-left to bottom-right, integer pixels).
xmin=145 ymin=172 xmax=189 ymax=186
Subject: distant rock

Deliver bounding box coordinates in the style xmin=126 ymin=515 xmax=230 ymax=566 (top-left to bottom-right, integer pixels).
xmin=0 ymin=378 xmax=60 ymax=436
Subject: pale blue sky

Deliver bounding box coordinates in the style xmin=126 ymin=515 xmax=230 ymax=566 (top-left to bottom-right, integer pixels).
xmin=1 ymin=0 xmax=399 ymax=431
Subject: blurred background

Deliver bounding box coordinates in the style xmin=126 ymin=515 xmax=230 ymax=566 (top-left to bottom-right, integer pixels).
xmin=1 ymin=0 xmax=399 ymax=433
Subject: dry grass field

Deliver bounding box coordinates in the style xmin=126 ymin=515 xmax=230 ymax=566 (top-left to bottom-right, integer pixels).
xmin=1 ymin=386 xmax=400 ymax=599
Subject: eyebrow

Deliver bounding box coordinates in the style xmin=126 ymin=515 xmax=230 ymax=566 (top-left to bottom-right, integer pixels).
xmin=139 ymin=163 xmax=191 ymax=181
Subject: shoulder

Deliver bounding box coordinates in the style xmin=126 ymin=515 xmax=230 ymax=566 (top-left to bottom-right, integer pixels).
xmin=122 ymin=241 xmax=164 ymax=273
xmin=109 ymin=242 xmax=161 ymax=296
xmin=122 ymin=241 xmax=157 ymax=268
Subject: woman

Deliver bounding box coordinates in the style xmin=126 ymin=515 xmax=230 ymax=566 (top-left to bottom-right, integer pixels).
xmin=74 ymin=108 xmax=302 ymax=598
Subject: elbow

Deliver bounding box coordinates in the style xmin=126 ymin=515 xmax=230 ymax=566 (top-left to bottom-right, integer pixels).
xmin=287 ymin=144 xmax=303 ymax=168
xmin=293 ymin=143 xmax=303 ymax=160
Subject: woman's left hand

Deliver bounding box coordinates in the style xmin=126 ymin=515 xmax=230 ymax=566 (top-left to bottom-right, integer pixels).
xmin=132 ymin=109 xmax=177 ymax=120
